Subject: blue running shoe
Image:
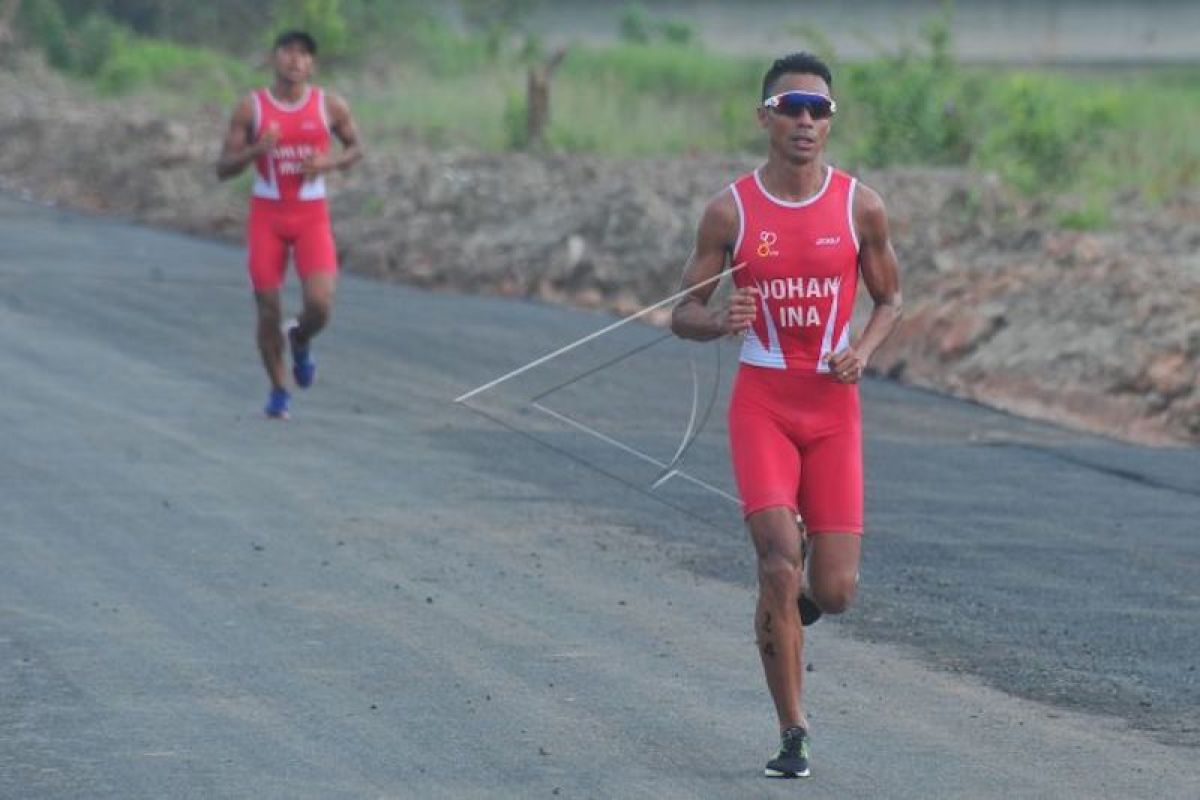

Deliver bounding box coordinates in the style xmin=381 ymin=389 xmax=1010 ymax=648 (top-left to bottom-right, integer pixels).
xmin=264 ymin=387 xmax=291 ymax=419
xmin=287 ymin=321 xmax=316 ymax=389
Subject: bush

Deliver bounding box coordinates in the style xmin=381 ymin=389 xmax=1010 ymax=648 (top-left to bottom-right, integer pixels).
xmin=971 ymin=75 xmax=1119 ymax=193
xmin=73 ymin=13 xmax=131 ymax=77
xmin=273 ymin=0 xmax=348 ymax=61
xmin=397 ymin=14 xmax=493 ymax=77
xmin=658 ymin=20 xmax=694 ymax=47
xmin=562 ymin=43 xmax=758 ymax=97
xmin=503 ymin=89 xmax=527 ymax=150
xmin=839 ymin=9 xmax=969 ymax=167
xmin=617 ymin=4 xmax=653 ymax=45
xmin=1056 ymin=197 xmax=1112 ymax=231
xmin=19 ymin=0 xmax=75 ymax=71
xmin=94 ymin=39 xmax=256 ymax=102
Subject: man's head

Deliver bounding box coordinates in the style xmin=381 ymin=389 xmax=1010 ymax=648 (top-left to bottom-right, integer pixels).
xmin=758 ymin=52 xmax=836 ymax=164
xmin=271 ymin=30 xmax=318 ymax=85
xmin=761 ymin=52 xmax=832 ymax=101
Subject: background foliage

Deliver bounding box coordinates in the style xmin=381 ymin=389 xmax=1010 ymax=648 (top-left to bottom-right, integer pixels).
xmin=13 ymin=0 xmax=1200 ymax=224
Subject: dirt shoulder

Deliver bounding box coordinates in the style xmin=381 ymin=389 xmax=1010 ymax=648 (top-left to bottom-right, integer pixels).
xmin=2 ymin=58 xmax=1197 ymax=444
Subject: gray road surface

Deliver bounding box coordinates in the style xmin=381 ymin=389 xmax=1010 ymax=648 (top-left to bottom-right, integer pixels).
xmin=1 ymin=195 xmax=1197 ymax=799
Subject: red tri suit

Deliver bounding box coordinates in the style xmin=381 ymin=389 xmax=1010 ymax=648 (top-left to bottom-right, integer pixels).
xmin=246 ymin=86 xmax=338 ymax=291
xmin=727 ymin=166 xmax=864 ymax=532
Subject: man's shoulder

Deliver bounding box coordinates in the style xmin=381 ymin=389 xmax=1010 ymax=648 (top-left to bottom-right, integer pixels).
xmin=705 ymin=183 xmax=740 ymax=221
xmin=321 ymin=88 xmax=355 ymax=119
xmin=852 ymin=181 xmax=885 ymax=213
xmin=695 ymin=184 xmax=740 ymax=247
xmin=231 ymin=90 xmax=260 ymax=118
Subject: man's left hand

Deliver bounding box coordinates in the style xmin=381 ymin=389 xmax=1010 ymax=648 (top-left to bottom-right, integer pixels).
xmin=826 ymin=347 xmax=867 ymax=384
xmin=301 ymin=153 xmax=338 ymax=178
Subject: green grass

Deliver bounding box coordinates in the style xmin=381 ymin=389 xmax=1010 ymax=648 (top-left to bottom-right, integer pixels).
xmin=546 ymin=74 xmax=753 ymax=155
xmin=559 ymin=43 xmax=761 ymax=97
xmin=341 ymin=49 xmax=1200 ymax=222
xmin=348 ymin=68 xmax=519 ymax=151
xmin=33 ymin=5 xmax=1200 ymax=221
xmin=94 ymin=39 xmax=259 ymax=104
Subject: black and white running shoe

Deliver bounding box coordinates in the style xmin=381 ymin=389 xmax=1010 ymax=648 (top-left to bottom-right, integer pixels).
xmin=765 ymin=725 xmax=811 ymax=778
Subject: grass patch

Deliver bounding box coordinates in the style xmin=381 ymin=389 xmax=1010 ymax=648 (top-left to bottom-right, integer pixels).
xmin=23 ymin=4 xmax=1200 ymax=220
xmin=349 ymin=68 xmax=519 ymax=151
xmin=94 ymin=39 xmax=259 ymax=103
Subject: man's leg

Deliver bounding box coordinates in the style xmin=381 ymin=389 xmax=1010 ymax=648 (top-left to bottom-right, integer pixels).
xmin=293 ymin=272 xmax=335 ymax=346
xmin=247 ymin=198 xmax=290 ymax=414
xmin=748 ymin=506 xmax=808 ymax=732
xmin=796 ymin=518 xmax=823 ymax=625
xmin=806 ymin=532 xmax=861 ymax=615
xmin=286 ymin=272 xmax=334 ymax=388
xmin=290 ymin=199 xmax=338 ymax=352
xmin=254 ymin=290 xmax=288 ymax=390
xmin=255 ymin=289 xmax=291 ymax=418
xmin=797 ymin=387 xmax=863 ymax=616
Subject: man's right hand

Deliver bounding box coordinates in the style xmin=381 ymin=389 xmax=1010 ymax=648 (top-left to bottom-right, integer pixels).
xmin=718 ymin=286 xmax=759 ymax=335
xmin=254 ymin=122 xmax=281 ymax=155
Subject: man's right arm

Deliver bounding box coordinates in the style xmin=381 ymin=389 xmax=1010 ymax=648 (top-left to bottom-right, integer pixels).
xmin=670 ymin=189 xmax=757 ymax=341
xmin=215 ymin=95 xmax=266 ymax=181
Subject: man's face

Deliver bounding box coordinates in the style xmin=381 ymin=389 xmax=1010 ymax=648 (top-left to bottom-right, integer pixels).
xmin=273 ymin=43 xmax=314 ymax=84
xmin=757 ymin=72 xmax=833 ymax=165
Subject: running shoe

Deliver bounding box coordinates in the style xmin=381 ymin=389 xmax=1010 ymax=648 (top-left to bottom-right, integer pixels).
xmin=765 ymin=725 xmax=811 ymax=778
xmin=286 ymin=320 xmax=316 ymax=388
xmin=798 ymin=593 xmax=823 ymax=627
xmin=264 ymin=387 xmax=291 ymax=419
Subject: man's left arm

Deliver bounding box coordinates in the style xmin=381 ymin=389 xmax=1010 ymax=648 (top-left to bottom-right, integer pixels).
xmin=304 ymin=92 xmax=364 ymax=176
xmin=827 ymin=183 xmax=903 ymax=383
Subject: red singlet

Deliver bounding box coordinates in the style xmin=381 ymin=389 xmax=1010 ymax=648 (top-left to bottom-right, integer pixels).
xmin=245 ymin=86 xmax=338 ymax=291
xmin=726 ymin=166 xmax=864 ymax=531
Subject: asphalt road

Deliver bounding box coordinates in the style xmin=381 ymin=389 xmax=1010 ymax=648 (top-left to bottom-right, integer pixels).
xmin=1 ymin=195 xmax=1197 ymax=799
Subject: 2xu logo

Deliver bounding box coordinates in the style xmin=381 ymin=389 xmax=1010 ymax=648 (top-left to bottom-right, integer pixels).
xmin=756 ymin=231 xmax=779 ymax=257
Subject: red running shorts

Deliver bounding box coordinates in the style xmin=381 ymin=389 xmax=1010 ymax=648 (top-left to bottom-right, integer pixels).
xmin=246 ymin=197 xmax=338 ymax=292
xmin=728 ymin=364 xmax=864 ymax=533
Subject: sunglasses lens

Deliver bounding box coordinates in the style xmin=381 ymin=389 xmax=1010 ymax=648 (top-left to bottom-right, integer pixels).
xmin=771 ymin=93 xmax=834 ymax=119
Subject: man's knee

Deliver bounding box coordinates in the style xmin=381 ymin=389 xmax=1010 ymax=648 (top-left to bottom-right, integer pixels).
xmin=810 ymin=572 xmax=858 ymax=615
xmin=305 ymin=299 xmax=332 ymax=327
xmin=255 ymin=293 xmax=282 ymax=323
xmin=757 ymin=553 xmax=801 ymax=603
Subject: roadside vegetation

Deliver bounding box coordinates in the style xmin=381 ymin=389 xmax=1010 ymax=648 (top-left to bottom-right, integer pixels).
xmin=11 ymin=0 xmax=1200 ymax=227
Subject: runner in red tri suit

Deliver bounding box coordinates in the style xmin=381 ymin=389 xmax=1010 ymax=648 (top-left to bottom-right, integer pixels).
xmin=670 ymin=52 xmax=902 ymax=779
xmin=216 ymin=30 xmax=363 ymax=419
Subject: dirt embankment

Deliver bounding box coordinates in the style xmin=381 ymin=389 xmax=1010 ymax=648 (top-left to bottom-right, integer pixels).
xmin=2 ymin=59 xmax=1197 ymax=444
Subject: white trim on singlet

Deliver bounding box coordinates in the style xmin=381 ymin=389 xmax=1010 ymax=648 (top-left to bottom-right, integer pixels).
xmin=317 ymin=88 xmax=333 ymax=135
xmin=252 ymin=160 xmax=282 ymax=200
xmin=816 ymin=276 xmax=843 ymax=372
xmin=250 ymin=91 xmax=263 ymax=137
xmin=729 ymin=180 xmax=783 ymax=369
xmin=752 ymin=165 xmax=832 ymax=209
xmin=250 ymin=89 xmax=282 ymax=201
xmin=729 ymin=182 xmax=746 ymax=259
xmin=739 ymin=281 xmax=787 ymax=369
xmin=834 ymin=323 xmax=851 ymax=355
xmin=846 ymin=176 xmax=860 ymax=253
xmin=263 ymin=85 xmax=313 ymax=113
xmin=298 ymin=174 xmax=327 ymax=201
